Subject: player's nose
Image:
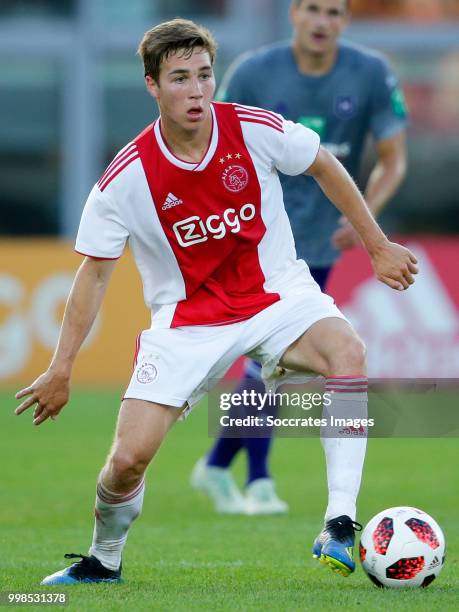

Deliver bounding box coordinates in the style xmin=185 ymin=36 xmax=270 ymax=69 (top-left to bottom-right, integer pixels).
xmin=315 ymin=12 xmax=330 ymax=29
xmin=189 ymin=77 xmax=203 ymax=98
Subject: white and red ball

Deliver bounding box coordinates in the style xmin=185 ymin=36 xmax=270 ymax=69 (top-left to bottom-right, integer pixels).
xmin=359 ymin=506 xmax=445 ymax=588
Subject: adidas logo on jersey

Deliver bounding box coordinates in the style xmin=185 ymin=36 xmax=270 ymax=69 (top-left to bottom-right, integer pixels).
xmin=162 ymin=193 xmax=183 ymax=210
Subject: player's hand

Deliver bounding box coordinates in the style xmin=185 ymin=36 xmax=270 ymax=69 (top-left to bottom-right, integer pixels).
xmin=370 ymin=240 xmax=418 ymax=291
xmin=15 ymin=369 xmax=70 ymax=426
xmin=332 ymin=216 xmax=361 ymax=250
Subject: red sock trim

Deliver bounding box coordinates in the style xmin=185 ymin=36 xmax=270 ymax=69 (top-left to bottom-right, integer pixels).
xmin=97 ymin=479 xmax=145 ymax=505
xmin=326 ymin=377 xmax=368 ymax=393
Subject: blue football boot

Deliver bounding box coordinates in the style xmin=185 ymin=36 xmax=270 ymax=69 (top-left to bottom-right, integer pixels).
xmin=41 ymin=553 xmax=122 ymax=585
xmin=312 ymin=515 xmax=362 ymax=577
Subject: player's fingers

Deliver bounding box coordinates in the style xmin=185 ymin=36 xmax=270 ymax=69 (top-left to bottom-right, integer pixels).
xmin=407 ymin=261 xmax=419 ymax=274
xmin=15 ymin=386 xmax=33 ymax=400
xmin=333 ymin=229 xmax=354 ymax=250
xmin=399 ymin=275 xmax=410 ymax=290
xmin=408 ymin=251 xmax=418 ymax=265
xmin=33 ymin=412 xmax=49 ymax=425
xmin=333 ymin=234 xmax=345 ymax=248
xmin=15 ymin=395 xmax=38 ymax=415
xmin=33 ymin=409 xmax=50 ymax=426
xmin=402 ymin=269 xmax=415 ymax=285
xmin=380 ymin=276 xmax=404 ymax=291
xmin=331 ymin=233 xmax=342 ymax=249
xmin=33 ymin=403 xmax=45 ymax=419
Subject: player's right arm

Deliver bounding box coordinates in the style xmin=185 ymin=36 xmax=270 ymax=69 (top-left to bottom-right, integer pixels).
xmin=16 ymin=145 xmax=129 ymax=425
xmin=15 ymin=257 xmax=116 ymax=426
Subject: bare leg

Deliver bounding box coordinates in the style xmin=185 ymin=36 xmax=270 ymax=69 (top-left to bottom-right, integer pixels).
xmin=281 ymin=317 xmax=367 ymax=521
xmin=89 ymin=399 xmax=182 ymax=569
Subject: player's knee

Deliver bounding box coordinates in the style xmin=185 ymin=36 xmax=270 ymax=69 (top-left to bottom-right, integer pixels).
xmin=329 ymin=334 xmax=366 ymax=375
xmin=108 ymin=449 xmax=148 ymax=486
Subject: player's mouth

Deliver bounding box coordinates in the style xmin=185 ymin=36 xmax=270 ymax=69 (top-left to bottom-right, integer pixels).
xmin=186 ymin=107 xmax=204 ymax=121
xmin=311 ymin=31 xmax=328 ymax=43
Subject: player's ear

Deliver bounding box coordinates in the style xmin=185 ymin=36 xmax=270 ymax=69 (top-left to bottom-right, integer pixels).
xmin=145 ymin=75 xmax=160 ymax=100
xmin=289 ymin=1 xmax=299 ymax=26
xmin=341 ymin=0 xmax=351 ymax=28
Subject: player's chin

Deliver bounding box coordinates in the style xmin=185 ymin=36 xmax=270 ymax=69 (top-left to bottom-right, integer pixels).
xmin=308 ymin=35 xmax=332 ymax=54
xmin=185 ymin=113 xmax=204 ymax=124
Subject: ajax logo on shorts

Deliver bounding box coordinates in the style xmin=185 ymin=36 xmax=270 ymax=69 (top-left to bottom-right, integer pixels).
xmin=136 ymin=362 xmax=158 ymax=384
xmin=172 ymin=203 xmax=256 ymax=248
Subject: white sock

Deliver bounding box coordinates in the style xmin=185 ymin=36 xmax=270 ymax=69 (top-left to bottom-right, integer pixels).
xmin=89 ymin=479 xmax=145 ymax=570
xmin=321 ymin=377 xmax=368 ymax=522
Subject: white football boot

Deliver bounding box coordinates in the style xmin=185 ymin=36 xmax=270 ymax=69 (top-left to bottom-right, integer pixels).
xmin=245 ymin=478 xmax=289 ymax=515
xmin=190 ymin=457 xmax=246 ymax=514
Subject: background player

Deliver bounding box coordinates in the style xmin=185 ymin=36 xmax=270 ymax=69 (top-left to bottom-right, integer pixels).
xmin=15 ymin=18 xmax=417 ymax=585
xmin=192 ymin=0 xmax=408 ymax=515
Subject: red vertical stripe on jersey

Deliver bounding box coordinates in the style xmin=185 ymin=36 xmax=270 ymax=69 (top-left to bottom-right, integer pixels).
xmin=134 ymin=103 xmax=279 ymax=327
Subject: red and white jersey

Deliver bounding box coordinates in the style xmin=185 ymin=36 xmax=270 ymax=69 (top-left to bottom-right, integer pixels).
xmin=76 ymin=102 xmax=320 ymax=328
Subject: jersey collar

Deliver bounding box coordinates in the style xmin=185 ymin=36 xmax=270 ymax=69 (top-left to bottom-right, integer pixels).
xmin=154 ymin=103 xmax=218 ymax=172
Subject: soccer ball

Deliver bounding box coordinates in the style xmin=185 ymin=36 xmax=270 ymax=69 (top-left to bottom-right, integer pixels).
xmin=359 ymin=506 xmax=445 ymax=588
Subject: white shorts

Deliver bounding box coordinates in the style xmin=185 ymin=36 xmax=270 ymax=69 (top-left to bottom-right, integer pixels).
xmin=124 ymin=288 xmax=346 ymax=412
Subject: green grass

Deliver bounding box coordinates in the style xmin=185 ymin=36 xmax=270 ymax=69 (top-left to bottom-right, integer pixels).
xmin=1 ymin=389 xmax=458 ymax=611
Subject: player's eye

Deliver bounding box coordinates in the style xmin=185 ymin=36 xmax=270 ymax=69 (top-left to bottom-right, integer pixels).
xmin=200 ymin=73 xmax=211 ymax=80
xmin=328 ymin=9 xmax=341 ymax=17
xmin=174 ymin=76 xmax=186 ymax=83
xmin=306 ymin=4 xmax=319 ymax=13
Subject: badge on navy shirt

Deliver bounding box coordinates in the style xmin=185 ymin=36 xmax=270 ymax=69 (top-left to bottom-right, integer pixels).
xmin=334 ymin=95 xmax=358 ymax=119
xmin=274 ymin=102 xmax=289 ymax=115
xmin=297 ymin=116 xmax=327 ymax=139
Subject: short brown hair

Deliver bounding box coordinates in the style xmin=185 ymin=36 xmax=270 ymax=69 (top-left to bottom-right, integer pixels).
xmin=137 ymin=18 xmax=218 ymax=82
xmin=293 ymin=0 xmax=350 ymax=9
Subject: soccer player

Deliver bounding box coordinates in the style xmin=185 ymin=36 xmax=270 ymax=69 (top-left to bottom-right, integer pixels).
xmin=195 ymin=0 xmax=408 ymax=517
xmin=15 ymin=18 xmax=417 ymax=584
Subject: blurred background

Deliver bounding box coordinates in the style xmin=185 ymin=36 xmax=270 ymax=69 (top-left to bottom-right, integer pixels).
xmin=1 ymin=0 xmax=459 ymax=385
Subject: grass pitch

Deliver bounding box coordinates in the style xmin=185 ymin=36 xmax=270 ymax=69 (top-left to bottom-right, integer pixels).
xmin=1 ymin=389 xmax=458 ymax=611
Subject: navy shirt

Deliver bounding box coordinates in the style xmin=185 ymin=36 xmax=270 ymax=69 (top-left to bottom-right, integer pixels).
xmin=217 ymin=40 xmax=408 ymax=267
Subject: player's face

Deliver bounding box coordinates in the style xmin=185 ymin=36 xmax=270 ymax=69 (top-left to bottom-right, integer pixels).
xmin=146 ymin=48 xmax=216 ymax=132
xmin=290 ymin=0 xmax=349 ymax=55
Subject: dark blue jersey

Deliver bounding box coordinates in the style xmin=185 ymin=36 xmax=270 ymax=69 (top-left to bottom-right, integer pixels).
xmin=217 ymin=40 xmax=408 ymax=267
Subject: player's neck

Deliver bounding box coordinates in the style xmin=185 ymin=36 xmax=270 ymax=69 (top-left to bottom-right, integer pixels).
xmin=159 ymin=113 xmax=213 ymax=164
xmin=292 ymin=42 xmax=338 ymax=76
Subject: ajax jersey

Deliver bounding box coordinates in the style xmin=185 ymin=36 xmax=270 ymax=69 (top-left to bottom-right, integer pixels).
xmin=76 ymin=102 xmax=320 ymax=328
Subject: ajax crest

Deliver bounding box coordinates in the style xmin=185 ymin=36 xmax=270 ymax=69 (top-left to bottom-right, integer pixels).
xmin=222 ymin=165 xmax=249 ymax=193
xmin=136 ymin=362 xmax=158 ymax=384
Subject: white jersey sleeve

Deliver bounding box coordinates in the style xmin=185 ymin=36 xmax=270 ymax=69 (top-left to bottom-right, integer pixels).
xmin=274 ymin=119 xmax=320 ymax=176
xmin=234 ymin=105 xmax=320 ymax=176
xmin=75 ymin=185 xmax=129 ymax=259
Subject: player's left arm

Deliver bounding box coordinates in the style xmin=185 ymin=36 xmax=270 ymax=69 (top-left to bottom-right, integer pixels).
xmin=332 ymin=131 xmax=407 ymax=250
xmin=306 ymin=146 xmax=417 ymax=291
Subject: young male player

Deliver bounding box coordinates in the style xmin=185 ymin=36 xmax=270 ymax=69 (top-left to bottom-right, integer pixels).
xmin=15 ymin=18 xmax=417 ymax=584
xmin=194 ymin=0 xmax=408 ymax=517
